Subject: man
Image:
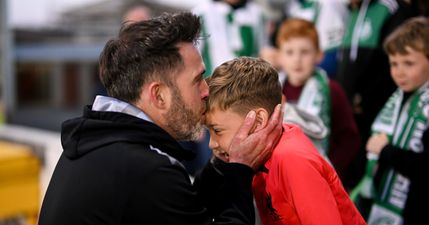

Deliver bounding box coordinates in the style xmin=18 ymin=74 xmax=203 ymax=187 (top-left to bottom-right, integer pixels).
xmin=38 ymin=12 xmax=282 ymax=225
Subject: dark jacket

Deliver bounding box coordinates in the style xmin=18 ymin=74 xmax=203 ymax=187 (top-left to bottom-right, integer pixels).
xmin=376 ymin=127 xmax=429 ymax=225
xmin=38 ymin=106 xmax=255 ymax=225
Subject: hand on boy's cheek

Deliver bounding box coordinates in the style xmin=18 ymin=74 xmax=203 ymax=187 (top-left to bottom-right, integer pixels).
xmin=228 ymin=105 xmax=283 ymax=170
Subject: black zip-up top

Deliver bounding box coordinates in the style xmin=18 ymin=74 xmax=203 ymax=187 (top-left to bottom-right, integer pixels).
xmin=38 ymin=106 xmax=255 ymax=225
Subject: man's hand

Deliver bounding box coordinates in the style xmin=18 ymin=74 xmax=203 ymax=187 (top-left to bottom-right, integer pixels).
xmin=228 ymin=104 xmax=283 ymax=170
xmin=366 ymin=133 xmax=389 ymax=155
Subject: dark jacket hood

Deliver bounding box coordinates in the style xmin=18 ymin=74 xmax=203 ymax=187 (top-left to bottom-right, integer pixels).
xmin=61 ymin=105 xmax=195 ymax=161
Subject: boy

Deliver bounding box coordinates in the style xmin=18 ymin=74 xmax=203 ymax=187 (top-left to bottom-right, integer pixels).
xmin=336 ymin=0 xmax=416 ymax=190
xmin=275 ymin=18 xmax=359 ymax=187
xmin=354 ymin=17 xmax=429 ymax=225
xmin=205 ymin=57 xmax=366 ymax=225
xmin=285 ymin=0 xmax=349 ymax=76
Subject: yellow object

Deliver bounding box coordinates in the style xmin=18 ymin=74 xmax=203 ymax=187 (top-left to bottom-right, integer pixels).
xmin=0 ymin=141 xmax=40 ymax=225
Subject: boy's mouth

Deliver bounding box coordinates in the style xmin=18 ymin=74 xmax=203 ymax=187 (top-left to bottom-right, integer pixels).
xmin=213 ymin=149 xmax=230 ymax=160
xmin=293 ymin=68 xmax=303 ymax=73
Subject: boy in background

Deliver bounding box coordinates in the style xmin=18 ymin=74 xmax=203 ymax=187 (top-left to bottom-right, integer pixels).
xmin=354 ymin=17 xmax=429 ymax=225
xmin=205 ymin=57 xmax=365 ymax=225
xmin=275 ymin=18 xmax=359 ymax=188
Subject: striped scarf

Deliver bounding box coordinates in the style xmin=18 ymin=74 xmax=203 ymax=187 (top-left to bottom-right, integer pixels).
xmin=285 ymin=68 xmax=331 ymax=157
xmin=354 ymin=82 xmax=429 ymax=225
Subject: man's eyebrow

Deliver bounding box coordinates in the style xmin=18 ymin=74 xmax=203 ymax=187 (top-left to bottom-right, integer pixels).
xmin=193 ymin=69 xmax=206 ymax=82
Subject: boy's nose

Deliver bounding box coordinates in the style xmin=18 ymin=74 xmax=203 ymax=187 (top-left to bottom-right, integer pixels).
xmin=208 ymin=137 xmax=218 ymax=150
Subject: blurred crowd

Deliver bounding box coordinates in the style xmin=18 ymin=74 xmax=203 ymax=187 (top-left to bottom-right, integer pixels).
xmin=187 ymin=0 xmax=429 ymax=224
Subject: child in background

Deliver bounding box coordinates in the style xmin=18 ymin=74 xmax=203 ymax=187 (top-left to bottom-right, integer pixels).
xmin=354 ymin=17 xmax=429 ymax=225
xmin=284 ymin=0 xmax=349 ymax=77
xmin=276 ymin=18 xmax=360 ymax=188
xmin=336 ymin=0 xmax=417 ymax=191
xmin=205 ymin=57 xmax=365 ymax=225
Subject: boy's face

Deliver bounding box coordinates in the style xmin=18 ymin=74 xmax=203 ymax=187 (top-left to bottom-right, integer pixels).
xmin=206 ymin=108 xmax=245 ymax=160
xmin=278 ymin=37 xmax=321 ymax=86
xmin=389 ymin=47 xmax=429 ymax=93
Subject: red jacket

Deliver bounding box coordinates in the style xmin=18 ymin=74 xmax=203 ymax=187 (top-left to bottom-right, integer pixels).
xmin=252 ymin=124 xmax=365 ymax=225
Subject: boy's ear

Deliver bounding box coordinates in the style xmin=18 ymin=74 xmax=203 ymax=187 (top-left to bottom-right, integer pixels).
xmin=250 ymin=108 xmax=269 ymax=133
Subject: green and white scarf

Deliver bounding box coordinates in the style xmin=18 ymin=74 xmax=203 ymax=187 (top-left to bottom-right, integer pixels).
xmin=341 ymin=0 xmax=398 ymax=61
xmin=283 ymin=68 xmax=331 ymax=157
xmin=355 ymin=82 xmax=429 ymax=225
xmin=193 ymin=1 xmax=266 ymax=76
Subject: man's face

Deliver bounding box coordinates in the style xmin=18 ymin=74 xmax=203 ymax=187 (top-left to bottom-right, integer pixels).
xmin=389 ymin=47 xmax=429 ymax=93
xmin=278 ymin=37 xmax=320 ymax=86
xmin=206 ymin=108 xmax=245 ymax=160
xmin=163 ymin=43 xmax=208 ymax=141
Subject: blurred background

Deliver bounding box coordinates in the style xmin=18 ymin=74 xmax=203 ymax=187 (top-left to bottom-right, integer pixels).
xmin=2 ymin=0 xmax=202 ymax=131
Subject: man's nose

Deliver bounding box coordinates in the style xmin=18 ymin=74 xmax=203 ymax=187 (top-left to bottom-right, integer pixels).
xmin=201 ymin=79 xmax=209 ymax=99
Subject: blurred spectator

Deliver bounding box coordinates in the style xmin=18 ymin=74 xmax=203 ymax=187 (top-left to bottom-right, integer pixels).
xmin=336 ymin=0 xmax=418 ymax=189
xmin=284 ymin=0 xmax=349 ymax=77
xmin=352 ymin=17 xmax=429 ymax=224
xmin=193 ymin=0 xmax=268 ymax=76
xmin=276 ymin=18 xmax=360 ymax=189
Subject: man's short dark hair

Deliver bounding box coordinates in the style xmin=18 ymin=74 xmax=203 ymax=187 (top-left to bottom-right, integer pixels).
xmin=99 ymin=12 xmax=201 ymax=103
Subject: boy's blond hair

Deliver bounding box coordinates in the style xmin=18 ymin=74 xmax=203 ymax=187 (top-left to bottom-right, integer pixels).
xmin=207 ymin=57 xmax=282 ymax=116
xmin=384 ymin=17 xmax=429 ymax=59
xmin=276 ymin=18 xmax=319 ymax=50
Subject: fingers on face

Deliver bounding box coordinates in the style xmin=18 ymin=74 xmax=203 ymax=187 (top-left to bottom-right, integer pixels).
xmin=268 ymin=104 xmax=282 ymax=128
xmin=235 ymin=110 xmax=257 ymax=140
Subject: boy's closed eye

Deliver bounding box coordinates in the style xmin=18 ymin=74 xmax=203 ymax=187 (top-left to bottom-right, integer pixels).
xmin=389 ymin=61 xmax=397 ymax=67
xmin=212 ymin=127 xmax=223 ymax=135
xmin=403 ymin=60 xmax=414 ymax=67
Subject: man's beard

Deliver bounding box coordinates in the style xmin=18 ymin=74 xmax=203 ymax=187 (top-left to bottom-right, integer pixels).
xmin=164 ymin=87 xmax=205 ymax=141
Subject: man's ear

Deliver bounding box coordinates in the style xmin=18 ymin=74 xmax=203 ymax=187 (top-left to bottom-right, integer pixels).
xmin=250 ymin=108 xmax=269 ymax=133
xmin=147 ymin=81 xmax=170 ymax=110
